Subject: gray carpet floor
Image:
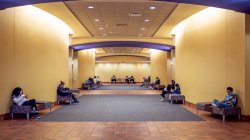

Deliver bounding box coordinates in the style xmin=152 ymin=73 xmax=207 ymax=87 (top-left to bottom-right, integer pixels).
xmin=38 ymin=95 xmax=202 ymax=122
xmin=97 ymin=85 xmax=149 ymax=90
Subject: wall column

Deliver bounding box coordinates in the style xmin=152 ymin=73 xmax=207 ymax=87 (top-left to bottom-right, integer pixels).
xmin=150 ymin=49 xmax=169 ymax=85
xmin=77 ymin=49 xmax=95 ymax=87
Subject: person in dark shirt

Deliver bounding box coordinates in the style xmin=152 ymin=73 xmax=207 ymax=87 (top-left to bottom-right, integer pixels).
xmin=57 ymin=81 xmax=79 ymax=103
xmin=111 ymin=75 xmax=117 ymax=84
xmin=130 ymin=76 xmax=135 ymax=84
xmin=172 ymin=84 xmax=181 ymax=94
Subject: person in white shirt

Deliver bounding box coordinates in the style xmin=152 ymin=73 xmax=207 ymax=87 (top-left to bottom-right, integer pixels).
xmin=12 ymin=87 xmax=37 ymax=111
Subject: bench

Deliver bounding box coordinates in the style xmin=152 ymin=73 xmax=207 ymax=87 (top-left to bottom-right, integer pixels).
xmin=10 ymin=101 xmax=52 ymax=119
xmin=196 ymin=102 xmax=241 ymax=123
xmin=169 ymin=94 xmax=185 ymax=104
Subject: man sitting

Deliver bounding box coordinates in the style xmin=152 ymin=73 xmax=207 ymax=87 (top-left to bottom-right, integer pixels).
xmin=57 ymin=81 xmax=79 ymax=103
xmin=150 ymin=77 xmax=160 ymax=89
xmin=141 ymin=77 xmax=149 ymax=87
xmin=129 ymin=76 xmax=135 ymax=84
xmin=212 ymin=87 xmax=237 ymax=108
xmin=111 ymin=75 xmax=117 ymax=84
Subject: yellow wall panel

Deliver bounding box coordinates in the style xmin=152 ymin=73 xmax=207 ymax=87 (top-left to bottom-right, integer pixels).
xmin=0 ymin=6 xmax=70 ymax=114
xmin=174 ymin=8 xmax=247 ymax=114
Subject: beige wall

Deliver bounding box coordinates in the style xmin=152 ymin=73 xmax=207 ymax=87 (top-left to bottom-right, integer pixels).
xmin=0 ymin=6 xmax=70 ymax=115
xmin=150 ymin=49 xmax=169 ymax=85
xmin=174 ymin=8 xmax=247 ymax=114
xmin=95 ymin=63 xmax=151 ymax=82
xmin=245 ymin=14 xmax=250 ymax=114
xmin=78 ymin=49 xmax=95 ymax=87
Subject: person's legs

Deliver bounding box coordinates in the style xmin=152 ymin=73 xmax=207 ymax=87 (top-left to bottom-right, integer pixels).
xmin=213 ymin=99 xmax=228 ymax=108
xmin=22 ymin=99 xmax=37 ymax=110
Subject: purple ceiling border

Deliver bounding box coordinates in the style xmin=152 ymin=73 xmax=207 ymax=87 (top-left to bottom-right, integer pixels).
xmin=69 ymin=41 xmax=175 ymax=52
xmin=158 ymin=0 xmax=250 ymax=14
xmin=0 ymin=0 xmax=250 ymax=14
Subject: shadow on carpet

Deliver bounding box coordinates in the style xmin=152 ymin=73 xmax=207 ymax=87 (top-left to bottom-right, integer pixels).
xmin=38 ymin=95 xmax=203 ymax=122
xmin=97 ymin=85 xmax=150 ymax=90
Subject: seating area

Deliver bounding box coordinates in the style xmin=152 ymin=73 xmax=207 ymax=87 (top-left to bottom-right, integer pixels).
xmin=197 ymin=102 xmax=241 ymax=122
xmin=10 ymin=101 xmax=52 ymax=119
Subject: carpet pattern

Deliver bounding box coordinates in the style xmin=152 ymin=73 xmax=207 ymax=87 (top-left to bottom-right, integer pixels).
xmin=38 ymin=95 xmax=202 ymax=122
xmin=97 ymin=85 xmax=149 ymax=90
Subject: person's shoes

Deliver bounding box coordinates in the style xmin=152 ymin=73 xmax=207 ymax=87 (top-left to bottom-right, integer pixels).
xmin=212 ymin=103 xmax=217 ymax=106
xmin=160 ymin=99 xmax=165 ymax=102
xmin=74 ymin=101 xmax=80 ymax=104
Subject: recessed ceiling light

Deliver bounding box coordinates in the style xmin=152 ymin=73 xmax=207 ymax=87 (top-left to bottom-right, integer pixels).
xmin=139 ymin=34 xmax=142 ymax=36
xmin=102 ymin=34 xmax=107 ymax=36
xmin=145 ymin=19 xmax=150 ymax=22
xmin=141 ymin=27 xmax=145 ymax=30
xmin=88 ymin=6 xmax=94 ymax=9
xmin=95 ymin=19 xmax=99 ymax=22
xmin=149 ymin=6 xmax=156 ymax=10
xmin=99 ymin=27 xmax=103 ymax=30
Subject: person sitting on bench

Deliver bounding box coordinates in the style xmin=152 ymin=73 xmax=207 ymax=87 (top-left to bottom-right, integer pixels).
xmin=111 ymin=75 xmax=117 ymax=84
xmin=141 ymin=77 xmax=149 ymax=87
xmin=160 ymin=85 xmax=175 ymax=102
xmin=150 ymin=77 xmax=160 ymax=88
xmin=57 ymin=81 xmax=79 ymax=103
xmin=129 ymin=76 xmax=135 ymax=84
xmin=12 ymin=87 xmax=38 ymax=112
xmin=172 ymin=84 xmax=181 ymax=94
xmin=212 ymin=87 xmax=237 ymax=108
xmin=125 ymin=76 xmax=130 ymax=84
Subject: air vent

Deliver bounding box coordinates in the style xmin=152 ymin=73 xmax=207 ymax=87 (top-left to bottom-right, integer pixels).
xmin=129 ymin=13 xmax=141 ymax=17
xmin=116 ymin=24 xmax=127 ymax=27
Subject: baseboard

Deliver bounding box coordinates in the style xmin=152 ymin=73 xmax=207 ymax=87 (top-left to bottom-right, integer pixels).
xmin=185 ymin=100 xmax=197 ymax=109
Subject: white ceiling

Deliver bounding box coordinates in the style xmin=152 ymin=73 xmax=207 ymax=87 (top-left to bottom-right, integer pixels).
xmin=65 ymin=1 xmax=177 ymax=37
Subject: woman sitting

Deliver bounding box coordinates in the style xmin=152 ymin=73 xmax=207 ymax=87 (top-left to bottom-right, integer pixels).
xmin=172 ymin=84 xmax=181 ymax=94
xmin=57 ymin=81 xmax=79 ymax=103
xmin=12 ymin=87 xmax=38 ymax=112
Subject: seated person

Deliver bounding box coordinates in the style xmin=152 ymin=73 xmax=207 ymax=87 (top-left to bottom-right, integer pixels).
xmin=150 ymin=77 xmax=160 ymax=88
xmin=212 ymin=87 xmax=237 ymax=108
xmin=85 ymin=78 xmax=96 ymax=90
xmin=125 ymin=76 xmax=130 ymax=84
xmin=111 ymin=75 xmax=117 ymax=84
xmin=148 ymin=76 xmax=151 ymax=83
xmin=94 ymin=76 xmax=102 ymax=85
xmin=57 ymin=81 xmax=79 ymax=103
xmin=172 ymin=84 xmax=181 ymax=94
xmin=160 ymin=85 xmax=172 ymax=102
xmin=140 ymin=77 xmax=149 ymax=87
xmin=12 ymin=87 xmax=38 ymax=112
xmin=129 ymin=76 xmax=135 ymax=84
xmin=170 ymin=80 xmax=175 ymax=89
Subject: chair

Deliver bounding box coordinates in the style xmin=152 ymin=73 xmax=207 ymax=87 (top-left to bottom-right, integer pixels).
xmin=57 ymin=94 xmax=73 ymax=105
xmin=10 ymin=105 xmax=33 ymax=119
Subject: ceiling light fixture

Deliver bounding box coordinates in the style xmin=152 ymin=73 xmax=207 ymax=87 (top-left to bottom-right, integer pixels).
xmin=95 ymin=19 xmax=99 ymax=22
xmin=139 ymin=34 xmax=142 ymax=36
xmin=141 ymin=27 xmax=145 ymax=30
xmin=99 ymin=27 xmax=103 ymax=30
xmin=145 ymin=19 xmax=150 ymax=22
xmin=88 ymin=6 xmax=94 ymax=9
xmin=149 ymin=6 xmax=156 ymax=10
xmin=102 ymin=34 xmax=107 ymax=36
